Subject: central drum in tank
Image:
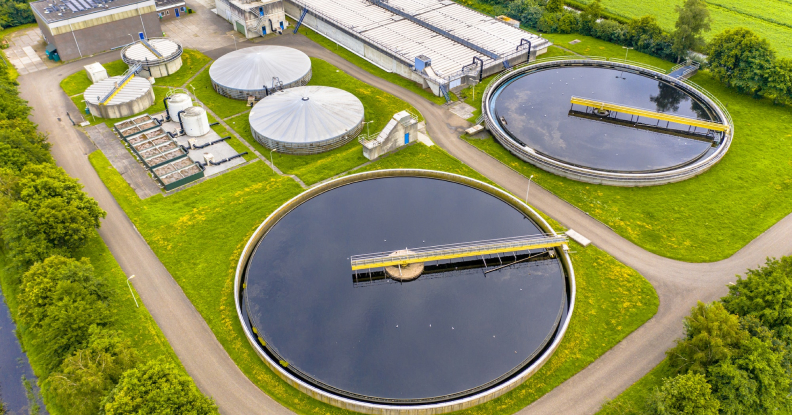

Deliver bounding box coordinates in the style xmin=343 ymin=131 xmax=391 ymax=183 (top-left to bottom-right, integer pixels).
xmin=236 ymin=171 xmax=575 ymax=412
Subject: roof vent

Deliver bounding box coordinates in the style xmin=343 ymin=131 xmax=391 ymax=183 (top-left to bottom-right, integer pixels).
xmin=302 ymin=97 xmax=309 ymax=101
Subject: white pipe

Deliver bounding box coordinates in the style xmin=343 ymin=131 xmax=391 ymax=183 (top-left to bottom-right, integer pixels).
xmin=68 ymin=19 xmax=83 ymax=58
xmin=137 ymin=7 xmax=148 ymax=39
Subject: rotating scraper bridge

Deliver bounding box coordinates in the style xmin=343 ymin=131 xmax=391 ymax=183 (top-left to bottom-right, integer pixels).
xmin=351 ymin=234 xmax=568 ymax=271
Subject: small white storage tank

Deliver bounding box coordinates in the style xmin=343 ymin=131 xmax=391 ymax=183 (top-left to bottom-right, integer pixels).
xmin=84 ymin=62 xmax=108 ymax=83
xmin=83 ymin=76 xmax=154 ymax=119
xmin=166 ymin=93 xmax=192 ymax=121
xmin=182 ymin=106 xmax=211 ymax=137
xmin=121 ymin=38 xmax=184 ymax=78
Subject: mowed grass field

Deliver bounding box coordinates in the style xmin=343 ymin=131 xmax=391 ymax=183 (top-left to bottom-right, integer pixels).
xmin=570 ymin=0 xmax=792 ymax=58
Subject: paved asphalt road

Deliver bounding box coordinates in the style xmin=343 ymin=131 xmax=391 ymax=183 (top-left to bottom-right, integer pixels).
xmin=18 ymin=15 xmax=792 ymax=415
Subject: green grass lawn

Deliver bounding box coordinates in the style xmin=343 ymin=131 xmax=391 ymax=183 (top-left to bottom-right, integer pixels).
xmin=464 ymin=63 xmax=792 ymax=262
xmin=89 ymin=141 xmax=657 ymax=415
xmin=542 ymin=33 xmax=676 ymax=71
xmin=60 ymin=60 xmax=129 ymax=97
xmin=291 ymin=18 xmax=448 ymax=105
xmin=154 ymin=49 xmax=211 ymax=88
xmin=0 ymin=230 xmax=183 ymax=415
xmin=596 ymin=360 xmax=672 ymax=414
xmin=225 ymin=58 xmax=417 ymax=186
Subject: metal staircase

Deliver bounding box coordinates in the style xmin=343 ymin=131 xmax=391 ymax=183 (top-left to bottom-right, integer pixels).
xmin=293 ymin=7 xmax=308 ymax=34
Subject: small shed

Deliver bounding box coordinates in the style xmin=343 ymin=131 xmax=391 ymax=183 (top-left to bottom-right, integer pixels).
xmin=84 ymin=62 xmax=108 ymax=84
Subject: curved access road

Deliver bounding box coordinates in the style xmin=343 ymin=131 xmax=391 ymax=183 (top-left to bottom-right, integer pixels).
xmin=18 ymin=26 xmax=792 ymax=415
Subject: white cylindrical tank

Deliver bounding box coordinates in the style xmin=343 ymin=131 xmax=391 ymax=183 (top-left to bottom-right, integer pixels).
xmin=182 ymin=106 xmax=210 ymax=137
xmin=167 ymin=93 xmax=192 ymax=121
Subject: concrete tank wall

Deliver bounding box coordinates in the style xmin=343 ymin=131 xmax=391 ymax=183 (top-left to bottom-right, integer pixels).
xmin=136 ymin=56 xmax=183 ymax=78
xmin=86 ymin=86 xmax=155 ymax=119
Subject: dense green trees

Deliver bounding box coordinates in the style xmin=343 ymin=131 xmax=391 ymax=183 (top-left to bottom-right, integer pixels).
xmin=101 ymin=361 xmax=216 ymax=415
xmin=646 ymin=373 xmax=720 ymax=414
xmin=3 ymin=163 xmax=105 ymax=267
xmin=708 ymin=28 xmax=776 ymax=95
xmin=50 ymin=328 xmax=138 ymax=415
xmin=0 ymin=57 xmax=214 ymax=414
xmin=671 ymin=0 xmax=710 ymax=62
xmin=0 ymin=0 xmax=34 ymax=29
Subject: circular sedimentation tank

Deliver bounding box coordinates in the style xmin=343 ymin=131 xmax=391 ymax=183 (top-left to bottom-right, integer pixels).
xmin=236 ymin=170 xmax=575 ymax=414
xmin=249 ymin=85 xmax=364 ymax=154
xmin=121 ymin=38 xmax=183 ymax=78
xmin=209 ymin=46 xmax=312 ymax=100
xmin=83 ymin=76 xmax=154 ymax=119
xmin=483 ymin=60 xmax=733 ymax=186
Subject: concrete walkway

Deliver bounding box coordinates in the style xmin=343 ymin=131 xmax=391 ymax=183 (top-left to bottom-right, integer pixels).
xmin=16 ymin=8 xmax=792 ymax=415
xmin=84 ymin=124 xmax=161 ymax=199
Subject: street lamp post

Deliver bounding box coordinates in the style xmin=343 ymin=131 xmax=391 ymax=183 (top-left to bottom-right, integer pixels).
xmin=270 ymin=148 xmax=277 ymax=167
xmin=525 ymin=174 xmax=534 ymax=204
xmin=623 ymin=46 xmax=633 ymax=62
xmin=128 ymin=34 xmax=135 ymax=44
xmin=126 ymin=275 xmax=139 ymax=308
xmin=229 ymin=33 xmax=237 ymax=50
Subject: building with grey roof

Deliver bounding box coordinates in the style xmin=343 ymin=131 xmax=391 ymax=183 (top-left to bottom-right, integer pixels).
xmin=284 ymin=0 xmax=551 ymax=96
xmin=31 ymin=0 xmax=162 ymax=61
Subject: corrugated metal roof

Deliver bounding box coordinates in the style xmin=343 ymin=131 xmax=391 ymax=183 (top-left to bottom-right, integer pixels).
xmin=209 ymin=46 xmax=311 ymax=92
xmin=249 ymin=86 xmax=364 ymax=145
xmin=296 ymin=0 xmax=550 ymax=78
xmin=123 ymin=38 xmax=181 ymax=63
xmin=84 ymin=76 xmax=152 ymax=105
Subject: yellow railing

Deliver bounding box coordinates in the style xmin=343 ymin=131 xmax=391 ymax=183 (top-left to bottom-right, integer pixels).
xmin=100 ymin=74 xmax=136 ymax=106
xmin=350 ymin=234 xmax=567 ymax=270
xmin=570 ymin=96 xmax=729 ymax=132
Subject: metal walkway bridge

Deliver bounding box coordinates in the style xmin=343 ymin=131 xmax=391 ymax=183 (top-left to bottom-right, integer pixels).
xmin=350 ymin=234 xmax=568 ymax=271
xmin=570 ymin=96 xmax=729 ymax=133
xmin=99 ymin=64 xmax=142 ymax=105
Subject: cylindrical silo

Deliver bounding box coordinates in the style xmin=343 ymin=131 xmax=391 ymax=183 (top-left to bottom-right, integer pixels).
xmin=182 ymin=106 xmax=211 ymax=137
xmin=121 ymin=38 xmax=184 ymax=78
xmin=249 ymin=86 xmax=364 ymax=155
xmin=167 ymin=93 xmax=192 ymax=121
xmin=83 ymin=76 xmax=155 ymax=119
xmin=209 ymin=46 xmax=312 ymax=100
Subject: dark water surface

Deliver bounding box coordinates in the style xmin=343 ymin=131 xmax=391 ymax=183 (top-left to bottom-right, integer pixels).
xmin=0 ymin=287 xmax=44 ymax=414
xmin=243 ymin=178 xmax=567 ymax=402
xmin=491 ymin=66 xmax=721 ymax=172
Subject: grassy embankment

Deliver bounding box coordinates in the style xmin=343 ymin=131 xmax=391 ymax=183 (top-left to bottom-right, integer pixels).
xmin=89 ymin=140 xmax=657 ymax=415
xmin=462 ymin=34 xmax=792 ymax=262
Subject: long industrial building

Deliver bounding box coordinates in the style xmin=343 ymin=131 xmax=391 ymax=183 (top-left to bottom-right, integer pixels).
xmin=285 ymin=0 xmax=551 ymax=95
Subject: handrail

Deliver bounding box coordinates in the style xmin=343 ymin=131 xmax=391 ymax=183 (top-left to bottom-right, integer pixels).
xmin=570 ymin=96 xmax=729 ymax=132
xmin=351 ymin=234 xmax=567 ymax=270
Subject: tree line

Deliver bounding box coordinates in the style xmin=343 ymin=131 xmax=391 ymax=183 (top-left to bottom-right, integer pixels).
xmin=602 ymin=257 xmax=792 ymax=414
xmin=0 ymin=62 xmax=216 ymax=414
xmin=482 ymin=0 xmax=792 ymax=105
xmin=0 ymin=0 xmax=34 ymax=31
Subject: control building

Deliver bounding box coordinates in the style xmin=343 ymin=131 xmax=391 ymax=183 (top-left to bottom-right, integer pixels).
xmin=31 ymin=0 xmax=162 ymax=62
xmin=215 ymin=0 xmax=286 ymax=39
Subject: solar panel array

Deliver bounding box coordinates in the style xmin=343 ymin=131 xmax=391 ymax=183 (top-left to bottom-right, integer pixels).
xmin=41 ymin=0 xmax=118 ymax=15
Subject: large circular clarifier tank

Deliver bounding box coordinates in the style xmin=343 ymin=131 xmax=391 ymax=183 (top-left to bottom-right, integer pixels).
xmin=236 ymin=170 xmax=575 ymax=414
xmin=121 ymin=38 xmax=183 ymax=78
xmin=249 ymin=86 xmax=364 ymax=154
xmin=209 ymin=46 xmax=312 ymax=100
xmin=182 ymin=106 xmax=210 ymax=137
xmin=167 ymin=93 xmax=192 ymax=121
xmin=84 ymin=76 xmax=154 ymax=119
xmin=483 ymin=61 xmax=732 ymax=186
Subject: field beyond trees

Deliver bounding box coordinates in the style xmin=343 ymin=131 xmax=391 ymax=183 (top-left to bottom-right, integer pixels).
xmin=565 ymin=0 xmax=792 ymax=58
